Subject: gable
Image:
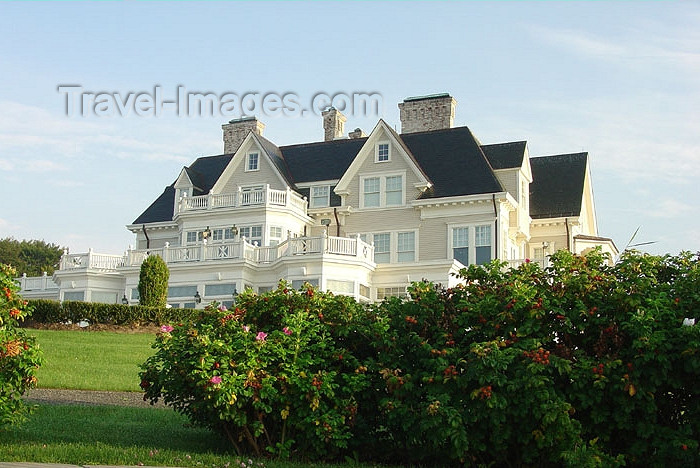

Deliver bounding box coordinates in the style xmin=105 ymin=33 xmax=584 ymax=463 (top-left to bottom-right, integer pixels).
xmin=335 ymin=120 xmax=431 ymax=195
xmin=211 ymin=133 xmax=290 ymax=194
xmin=529 ymin=152 xmax=588 ymax=219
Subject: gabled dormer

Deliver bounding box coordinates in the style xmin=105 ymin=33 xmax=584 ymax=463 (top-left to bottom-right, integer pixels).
xmin=334 ymin=119 xmax=432 ymax=210
xmin=211 ymin=132 xmax=293 ymax=195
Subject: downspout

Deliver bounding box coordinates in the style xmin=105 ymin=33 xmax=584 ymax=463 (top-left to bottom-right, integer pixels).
xmin=142 ymin=224 xmax=150 ymax=250
xmin=565 ymin=218 xmax=571 ymax=252
xmin=333 ymin=207 xmax=340 ymax=237
xmin=492 ymin=194 xmax=498 ymax=259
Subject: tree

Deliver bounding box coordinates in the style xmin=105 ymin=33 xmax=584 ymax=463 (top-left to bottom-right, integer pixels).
xmin=0 ymin=238 xmax=63 ymax=276
xmin=138 ymin=255 xmax=169 ymax=307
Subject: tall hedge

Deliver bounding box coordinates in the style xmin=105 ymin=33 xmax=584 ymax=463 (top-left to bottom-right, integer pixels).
xmin=138 ymin=255 xmax=169 ymax=307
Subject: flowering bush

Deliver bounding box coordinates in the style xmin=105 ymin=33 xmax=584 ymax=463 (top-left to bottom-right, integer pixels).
xmin=0 ymin=264 xmax=42 ymax=428
xmin=140 ymin=282 xmax=383 ymax=460
xmin=363 ymin=250 xmax=700 ymax=466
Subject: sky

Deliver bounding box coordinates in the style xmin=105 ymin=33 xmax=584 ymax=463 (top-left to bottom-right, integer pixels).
xmin=0 ymin=1 xmax=698 ymax=257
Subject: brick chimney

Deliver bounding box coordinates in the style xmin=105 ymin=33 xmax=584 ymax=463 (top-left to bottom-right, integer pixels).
xmin=398 ymin=93 xmax=457 ymax=134
xmin=348 ymin=128 xmax=366 ymax=139
xmin=222 ymin=117 xmax=265 ymax=153
xmin=322 ymin=107 xmax=346 ymax=141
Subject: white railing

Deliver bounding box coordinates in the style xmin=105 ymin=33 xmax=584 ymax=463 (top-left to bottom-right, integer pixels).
xmin=59 ymin=249 xmax=125 ymax=271
xmin=17 ymin=273 xmax=58 ymax=291
xmin=179 ymin=185 xmax=307 ymax=214
xmin=119 ymin=234 xmax=376 ymax=268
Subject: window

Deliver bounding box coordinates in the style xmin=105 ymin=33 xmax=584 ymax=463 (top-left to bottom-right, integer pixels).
xmin=451 ymin=225 xmax=492 ymax=266
xmin=269 ymin=226 xmax=283 ymax=246
xmin=397 ymin=231 xmax=415 ymax=262
xmin=168 ymin=285 xmax=198 ymax=298
xmin=292 ymin=278 xmax=319 ymax=289
xmin=212 ymin=229 xmax=224 ymax=241
xmin=475 ymin=225 xmax=492 ymax=264
xmin=373 ymin=233 xmax=391 ymax=263
xmin=363 ymin=177 xmax=380 ymax=207
xmin=310 ymin=186 xmax=330 ymax=208
xmin=386 ymin=176 xmax=403 ymax=206
xmin=64 ymin=291 xmax=84 ymax=302
xmin=521 ymin=181 xmax=529 ymax=211
xmin=131 ymin=289 xmax=140 ymax=300
xmin=246 ymin=152 xmax=259 ymax=171
xmin=452 ymin=227 xmax=469 ymax=266
xmin=186 ymin=231 xmax=202 ymax=243
xmin=205 ymin=283 xmax=236 ymax=297
xmin=361 ymin=174 xmax=404 ymax=208
xmin=240 ymin=225 xmax=262 ymax=245
xmin=377 ymin=143 xmax=390 ymax=162
xmin=326 ymin=279 xmax=354 ymax=294
xmin=376 ymin=286 xmax=407 ymax=300
xmin=224 ymin=227 xmax=236 ymax=240
xmin=359 ymin=284 xmax=370 ymax=298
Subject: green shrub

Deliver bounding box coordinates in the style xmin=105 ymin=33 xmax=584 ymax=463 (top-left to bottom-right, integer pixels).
xmin=363 ymin=250 xmax=699 ymax=466
xmin=0 ymin=264 xmax=43 ymax=427
xmin=26 ymin=299 xmax=198 ymax=326
xmin=140 ymin=282 xmax=384 ymax=460
xmin=138 ymin=255 xmax=169 ymax=307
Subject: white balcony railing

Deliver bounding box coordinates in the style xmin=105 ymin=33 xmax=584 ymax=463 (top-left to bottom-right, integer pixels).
xmin=16 ymin=273 xmax=58 ymax=291
xmin=59 ymin=249 xmax=126 ymax=271
xmin=179 ymin=185 xmax=307 ymax=214
xmin=120 ymin=234 xmax=374 ymax=268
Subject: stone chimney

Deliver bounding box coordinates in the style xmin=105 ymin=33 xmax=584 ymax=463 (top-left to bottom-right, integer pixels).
xmin=348 ymin=128 xmax=366 ymax=139
xmin=222 ymin=117 xmax=265 ymax=153
xmin=322 ymin=107 xmax=346 ymax=141
xmin=398 ymin=93 xmax=457 ymax=134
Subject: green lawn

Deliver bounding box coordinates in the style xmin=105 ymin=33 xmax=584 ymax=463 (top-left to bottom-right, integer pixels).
xmin=0 ymin=404 xmax=384 ymax=468
xmin=29 ymin=329 xmax=156 ymax=391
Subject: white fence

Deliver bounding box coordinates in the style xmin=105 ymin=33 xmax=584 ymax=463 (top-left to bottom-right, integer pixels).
xmin=179 ymin=185 xmax=307 ymax=214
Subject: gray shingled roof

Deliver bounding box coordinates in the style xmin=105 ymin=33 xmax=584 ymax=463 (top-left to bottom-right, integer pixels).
xmin=133 ymin=128 xmax=584 ymax=224
xmin=401 ymin=127 xmax=503 ymax=198
xmin=481 ymin=141 xmax=527 ymax=170
xmin=529 ymin=152 xmax=587 ymax=219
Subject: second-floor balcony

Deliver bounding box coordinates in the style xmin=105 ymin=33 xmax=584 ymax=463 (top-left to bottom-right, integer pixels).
xmin=57 ymin=234 xmax=375 ymax=272
xmin=178 ymin=185 xmax=307 ymax=215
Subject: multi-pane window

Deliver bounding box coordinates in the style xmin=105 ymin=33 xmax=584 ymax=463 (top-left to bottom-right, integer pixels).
xmin=310 ymin=186 xmax=330 ymax=208
xmin=452 ymin=225 xmax=492 ymax=266
xmin=361 ymin=175 xmax=403 ymax=208
xmin=475 ymin=225 xmax=492 ymax=265
xmin=397 ymin=231 xmax=415 ymax=262
xmin=385 ymin=176 xmax=403 ymax=206
xmin=452 ymin=227 xmax=469 ymax=266
xmin=373 ymin=233 xmax=391 ymax=263
xmin=376 ymin=286 xmax=407 ymax=300
xmin=240 ymin=225 xmax=262 ymax=245
xmin=377 ymin=143 xmax=389 ymax=162
xmin=212 ymin=229 xmax=223 ymax=241
xmin=363 ymin=177 xmax=381 ymax=207
xmin=269 ymin=226 xmax=283 ymax=246
xmin=186 ymin=231 xmax=203 ymax=243
xmin=247 ymin=152 xmax=259 ymax=171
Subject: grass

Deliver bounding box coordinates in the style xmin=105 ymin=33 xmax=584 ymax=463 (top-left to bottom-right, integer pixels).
xmin=29 ymin=329 xmax=156 ymax=391
xmin=0 ymin=404 xmax=385 ymax=468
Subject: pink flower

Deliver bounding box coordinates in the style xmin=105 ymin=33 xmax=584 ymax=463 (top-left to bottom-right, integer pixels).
xmin=255 ymin=331 xmax=267 ymax=341
xmin=242 ymin=325 xmax=250 ymax=332
xmin=525 ymin=258 xmax=531 ymax=263
xmin=218 ymin=304 xmax=228 ymax=311
xmin=283 ymin=327 xmax=292 ymax=336
xmin=210 ymin=376 xmax=222 ymax=384
xmin=160 ymin=325 xmax=174 ymax=333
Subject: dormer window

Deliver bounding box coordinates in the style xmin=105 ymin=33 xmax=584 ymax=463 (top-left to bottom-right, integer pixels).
xmin=310 ymin=185 xmax=330 ymax=208
xmin=246 ymin=152 xmax=259 ymax=171
xmin=376 ymin=143 xmax=390 ymax=162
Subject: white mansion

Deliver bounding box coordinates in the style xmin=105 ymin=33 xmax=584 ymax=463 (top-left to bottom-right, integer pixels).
xmin=19 ymin=94 xmax=617 ymax=308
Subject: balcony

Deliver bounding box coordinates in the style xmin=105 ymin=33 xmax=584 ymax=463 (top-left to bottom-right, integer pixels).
xmin=178 ymin=185 xmax=307 ymax=214
xmin=57 ymin=235 xmax=375 ymax=271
